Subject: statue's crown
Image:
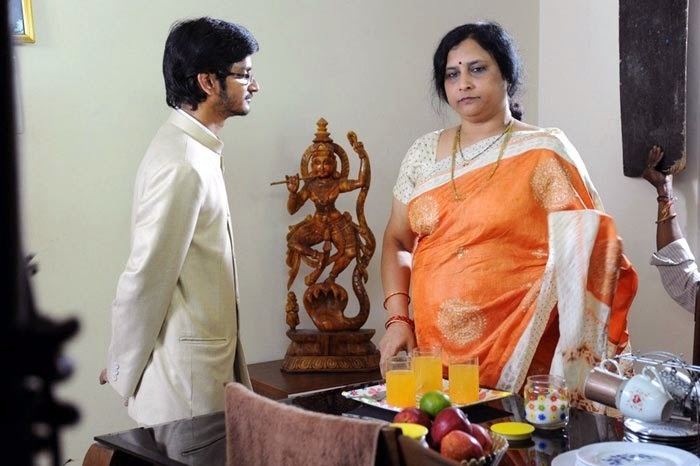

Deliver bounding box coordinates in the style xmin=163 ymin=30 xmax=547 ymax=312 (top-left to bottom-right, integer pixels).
xmin=313 ymin=118 xmax=333 ymax=144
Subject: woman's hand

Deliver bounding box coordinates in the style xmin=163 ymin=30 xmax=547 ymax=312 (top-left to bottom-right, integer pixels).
xmin=642 ymin=145 xmax=671 ymax=192
xmin=379 ymin=323 xmax=416 ymax=376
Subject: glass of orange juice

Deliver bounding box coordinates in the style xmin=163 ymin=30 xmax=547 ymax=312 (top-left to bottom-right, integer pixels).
xmin=386 ymin=355 xmax=416 ymax=408
xmin=413 ymin=347 xmax=443 ymax=396
xmin=448 ymin=355 xmax=479 ymax=404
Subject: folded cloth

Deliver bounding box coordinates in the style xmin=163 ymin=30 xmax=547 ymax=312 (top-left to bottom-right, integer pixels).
xmin=225 ymin=382 xmax=385 ymax=466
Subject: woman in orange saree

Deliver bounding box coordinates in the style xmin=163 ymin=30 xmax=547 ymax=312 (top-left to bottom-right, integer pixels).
xmin=379 ymin=22 xmax=637 ymax=409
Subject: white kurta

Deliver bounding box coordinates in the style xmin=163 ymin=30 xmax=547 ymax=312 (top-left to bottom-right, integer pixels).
xmin=650 ymin=238 xmax=700 ymax=313
xmin=107 ymin=110 xmax=251 ymax=425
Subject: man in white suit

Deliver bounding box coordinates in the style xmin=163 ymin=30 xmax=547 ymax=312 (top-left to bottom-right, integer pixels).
xmin=99 ymin=17 xmax=260 ymax=425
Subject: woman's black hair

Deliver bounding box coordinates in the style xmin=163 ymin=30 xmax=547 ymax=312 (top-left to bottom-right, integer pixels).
xmin=433 ymin=21 xmax=523 ymax=120
xmin=163 ymin=17 xmax=259 ymax=110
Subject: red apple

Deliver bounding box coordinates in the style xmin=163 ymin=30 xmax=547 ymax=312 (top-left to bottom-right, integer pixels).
xmin=440 ymin=430 xmax=484 ymax=461
xmin=430 ymin=407 xmax=472 ymax=446
xmin=470 ymin=424 xmax=493 ymax=453
xmin=393 ymin=407 xmax=432 ymax=430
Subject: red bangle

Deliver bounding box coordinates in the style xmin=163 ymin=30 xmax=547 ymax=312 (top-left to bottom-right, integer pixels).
xmin=385 ymin=315 xmax=415 ymax=331
xmin=383 ymin=291 xmax=411 ymax=310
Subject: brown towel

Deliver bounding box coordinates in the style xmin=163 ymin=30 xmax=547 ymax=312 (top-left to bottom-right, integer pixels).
xmin=225 ymin=382 xmax=385 ymax=466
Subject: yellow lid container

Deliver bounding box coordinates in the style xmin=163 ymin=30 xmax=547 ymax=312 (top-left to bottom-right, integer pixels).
xmin=490 ymin=422 xmax=534 ymax=441
xmin=390 ymin=422 xmax=429 ymax=440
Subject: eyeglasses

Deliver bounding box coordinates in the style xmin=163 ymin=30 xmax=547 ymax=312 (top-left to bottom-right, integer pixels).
xmin=218 ymin=70 xmax=256 ymax=86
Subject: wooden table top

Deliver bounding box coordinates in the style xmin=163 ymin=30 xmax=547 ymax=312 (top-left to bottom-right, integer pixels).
xmin=248 ymin=359 xmax=383 ymax=400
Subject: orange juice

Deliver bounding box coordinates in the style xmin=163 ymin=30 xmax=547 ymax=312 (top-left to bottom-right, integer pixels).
xmin=386 ymin=369 xmax=416 ymax=408
xmin=413 ymin=355 xmax=443 ymax=395
xmin=449 ymin=363 xmax=479 ymax=404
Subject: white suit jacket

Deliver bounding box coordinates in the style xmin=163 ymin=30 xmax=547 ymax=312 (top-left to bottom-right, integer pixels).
xmin=107 ymin=110 xmax=251 ymax=425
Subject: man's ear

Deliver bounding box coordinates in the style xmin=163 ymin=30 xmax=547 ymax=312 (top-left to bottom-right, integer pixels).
xmin=196 ymin=73 xmax=219 ymax=97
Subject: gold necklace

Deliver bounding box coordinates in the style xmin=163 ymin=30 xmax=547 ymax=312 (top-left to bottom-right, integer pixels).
xmin=450 ymin=121 xmax=514 ymax=200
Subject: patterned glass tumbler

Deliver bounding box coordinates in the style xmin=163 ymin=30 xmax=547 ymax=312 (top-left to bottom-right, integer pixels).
xmin=524 ymin=374 xmax=570 ymax=429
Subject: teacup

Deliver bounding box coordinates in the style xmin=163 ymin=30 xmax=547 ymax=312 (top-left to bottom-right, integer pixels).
xmin=657 ymin=366 xmax=699 ymax=418
xmin=597 ymin=358 xmax=623 ymax=376
xmin=583 ymin=367 xmax=627 ymax=408
xmin=616 ymin=366 xmax=674 ymax=422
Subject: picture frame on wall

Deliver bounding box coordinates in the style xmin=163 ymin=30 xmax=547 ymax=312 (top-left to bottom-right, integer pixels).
xmin=9 ymin=0 xmax=35 ymax=43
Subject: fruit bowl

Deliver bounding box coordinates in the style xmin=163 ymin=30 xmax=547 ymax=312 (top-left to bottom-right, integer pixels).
xmin=396 ymin=430 xmax=509 ymax=466
xmin=458 ymin=431 xmax=508 ymax=466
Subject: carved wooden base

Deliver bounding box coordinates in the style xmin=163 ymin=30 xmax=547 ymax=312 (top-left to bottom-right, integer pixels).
xmin=282 ymin=329 xmax=380 ymax=372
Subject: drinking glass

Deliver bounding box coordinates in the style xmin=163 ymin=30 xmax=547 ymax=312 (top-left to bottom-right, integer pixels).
xmin=448 ymin=355 xmax=479 ymax=404
xmin=524 ymin=374 xmax=569 ymax=429
xmin=413 ymin=347 xmax=443 ymax=396
xmin=386 ymin=355 xmax=416 ymax=408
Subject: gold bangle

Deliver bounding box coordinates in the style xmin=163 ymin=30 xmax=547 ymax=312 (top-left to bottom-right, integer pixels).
xmin=656 ymin=213 xmax=677 ymax=224
xmin=658 ymin=200 xmax=674 ymax=218
xmin=383 ymin=291 xmax=410 ymax=310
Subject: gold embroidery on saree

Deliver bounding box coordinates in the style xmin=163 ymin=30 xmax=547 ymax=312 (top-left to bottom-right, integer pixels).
xmin=530 ymin=158 xmax=579 ymax=211
xmin=409 ymin=195 xmax=439 ymax=235
xmin=437 ymin=298 xmax=486 ymax=345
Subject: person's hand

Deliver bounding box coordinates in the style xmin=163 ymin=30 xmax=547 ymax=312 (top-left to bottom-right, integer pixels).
xmin=379 ymin=323 xmax=416 ymax=376
xmin=98 ymin=368 xmax=108 ymax=385
xmin=642 ymin=145 xmax=671 ymax=192
xmin=286 ymin=174 xmax=299 ymax=193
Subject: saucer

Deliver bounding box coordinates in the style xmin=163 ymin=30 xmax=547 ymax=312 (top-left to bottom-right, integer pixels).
xmin=624 ymin=431 xmax=700 ymax=454
xmin=551 ymin=449 xmax=578 ymax=466
xmin=576 ymin=441 xmax=699 ymax=466
xmin=624 ymin=418 xmax=700 ymax=439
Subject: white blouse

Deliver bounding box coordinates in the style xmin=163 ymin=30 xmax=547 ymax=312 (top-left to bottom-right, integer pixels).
xmin=392 ymin=130 xmax=503 ymax=204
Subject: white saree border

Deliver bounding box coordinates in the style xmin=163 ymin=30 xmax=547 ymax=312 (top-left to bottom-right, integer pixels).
xmin=496 ymin=258 xmax=558 ymax=392
xmin=548 ymin=210 xmax=611 ymax=413
xmin=409 ymin=128 xmax=605 ymax=207
xmin=496 ymin=209 xmax=609 ymax=401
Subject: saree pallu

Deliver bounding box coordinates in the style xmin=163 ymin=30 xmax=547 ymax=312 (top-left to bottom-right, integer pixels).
xmin=406 ymin=130 xmax=637 ymax=409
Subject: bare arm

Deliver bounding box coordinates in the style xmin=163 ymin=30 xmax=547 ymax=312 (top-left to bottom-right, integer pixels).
xmin=378 ymin=197 xmax=417 ymax=374
xmin=642 ymin=145 xmax=683 ymax=250
xmin=644 ymin=145 xmax=700 ymax=311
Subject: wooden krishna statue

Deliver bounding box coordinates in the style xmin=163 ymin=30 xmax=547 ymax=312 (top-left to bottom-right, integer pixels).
xmin=272 ymin=118 xmax=378 ymax=372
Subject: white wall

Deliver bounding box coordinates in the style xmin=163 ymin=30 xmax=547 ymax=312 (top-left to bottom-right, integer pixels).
xmin=14 ymin=1 xmax=539 ymax=462
xmin=538 ymin=0 xmax=699 ymax=357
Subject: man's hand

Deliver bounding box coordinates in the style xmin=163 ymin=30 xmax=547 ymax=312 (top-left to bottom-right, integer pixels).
xmin=99 ymin=368 xmax=127 ymax=405
xmin=642 ymin=145 xmax=671 ymax=192
xmin=99 ymin=368 xmax=108 ymax=385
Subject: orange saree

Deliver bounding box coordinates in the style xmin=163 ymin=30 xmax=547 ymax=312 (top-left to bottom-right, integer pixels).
xmin=402 ymin=128 xmax=637 ymax=407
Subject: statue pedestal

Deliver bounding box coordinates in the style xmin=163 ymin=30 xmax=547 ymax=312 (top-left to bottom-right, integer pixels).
xmin=282 ymin=329 xmax=380 ymax=373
